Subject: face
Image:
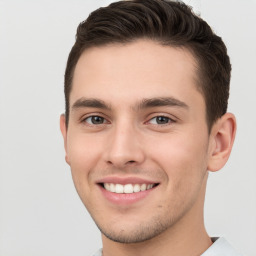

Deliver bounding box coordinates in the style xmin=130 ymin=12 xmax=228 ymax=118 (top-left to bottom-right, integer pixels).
xmin=61 ymin=40 xmax=213 ymax=243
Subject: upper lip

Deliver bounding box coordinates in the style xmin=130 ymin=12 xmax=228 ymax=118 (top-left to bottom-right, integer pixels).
xmin=96 ymin=176 xmax=160 ymax=185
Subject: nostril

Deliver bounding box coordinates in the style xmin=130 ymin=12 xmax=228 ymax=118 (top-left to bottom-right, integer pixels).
xmin=127 ymin=160 xmax=136 ymax=164
xmin=106 ymin=160 xmax=136 ymax=166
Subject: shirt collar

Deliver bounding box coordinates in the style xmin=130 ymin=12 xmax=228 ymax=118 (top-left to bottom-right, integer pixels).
xmin=93 ymin=237 xmax=243 ymax=256
xmin=201 ymin=237 xmax=243 ymax=256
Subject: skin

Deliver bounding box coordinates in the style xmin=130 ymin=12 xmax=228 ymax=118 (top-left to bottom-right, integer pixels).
xmin=60 ymin=40 xmax=236 ymax=256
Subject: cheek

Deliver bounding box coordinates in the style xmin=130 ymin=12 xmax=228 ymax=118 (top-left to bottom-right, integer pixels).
xmin=148 ymin=131 xmax=209 ymax=184
xmin=147 ymin=133 xmax=209 ymax=213
xmin=66 ymin=133 xmax=104 ymax=193
xmin=67 ymin=132 xmax=101 ymax=167
xmin=66 ymin=135 xmax=103 ymax=209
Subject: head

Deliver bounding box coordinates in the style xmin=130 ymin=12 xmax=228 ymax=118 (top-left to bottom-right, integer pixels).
xmin=60 ymin=0 xmax=236 ymax=246
xmin=64 ymin=0 xmax=231 ymax=131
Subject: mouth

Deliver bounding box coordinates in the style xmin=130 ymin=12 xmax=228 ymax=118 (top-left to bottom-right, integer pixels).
xmin=99 ymin=183 xmax=159 ymax=194
xmin=97 ymin=177 xmax=160 ymax=205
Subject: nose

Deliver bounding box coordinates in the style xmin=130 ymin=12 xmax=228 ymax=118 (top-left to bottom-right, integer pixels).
xmin=103 ymin=122 xmax=145 ymax=169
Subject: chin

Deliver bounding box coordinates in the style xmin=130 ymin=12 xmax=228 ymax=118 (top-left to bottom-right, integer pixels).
xmin=95 ymin=215 xmax=174 ymax=244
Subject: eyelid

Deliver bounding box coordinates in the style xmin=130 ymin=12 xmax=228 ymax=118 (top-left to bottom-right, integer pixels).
xmin=80 ymin=112 xmax=111 ymax=125
xmin=85 ymin=116 xmax=107 ymax=125
xmin=145 ymin=113 xmax=177 ymax=125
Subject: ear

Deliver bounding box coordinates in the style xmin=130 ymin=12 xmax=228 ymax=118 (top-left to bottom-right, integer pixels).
xmin=207 ymin=113 xmax=236 ymax=172
xmin=60 ymin=114 xmax=70 ymax=165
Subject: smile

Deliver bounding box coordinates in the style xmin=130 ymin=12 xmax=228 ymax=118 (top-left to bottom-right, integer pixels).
xmin=103 ymin=183 xmax=156 ymax=194
xmin=98 ymin=179 xmax=160 ymax=205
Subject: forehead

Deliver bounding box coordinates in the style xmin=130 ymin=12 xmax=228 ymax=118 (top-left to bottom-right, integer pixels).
xmin=71 ymin=40 xmax=203 ymax=108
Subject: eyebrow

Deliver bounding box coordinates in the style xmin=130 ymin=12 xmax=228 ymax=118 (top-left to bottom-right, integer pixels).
xmin=71 ymin=96 xmax=188 ymax=112
xmin=136 ymin=97 xmax=189 ymax=110
xmin=72 ymin=98 xmax=112 ymax=111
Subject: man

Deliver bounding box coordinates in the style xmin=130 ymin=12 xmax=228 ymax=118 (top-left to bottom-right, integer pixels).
xmin=60 ymin=0 xmax=241 ymax=255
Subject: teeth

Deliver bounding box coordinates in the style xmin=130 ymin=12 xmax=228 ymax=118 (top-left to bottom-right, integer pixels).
xmin=103 ymin=183 xmax=155 ymax=194
xmin=110 ymin=183 xmax=115 ymax=192
xmin=104 ymin=183 xmax=110 ymax=191
xmin=140 ymin=184 xmax=147 ymax=191
xmin=133 ymin=184 xmax=140 ymax=193
xmin=124 ymin=184 xmax=133 ymax=194
xmin=115 ymin=184 xmax=124 ymax=193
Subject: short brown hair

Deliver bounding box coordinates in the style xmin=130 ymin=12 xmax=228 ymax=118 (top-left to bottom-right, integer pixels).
xmin=64 ymin=0 xmax=231 ymax=130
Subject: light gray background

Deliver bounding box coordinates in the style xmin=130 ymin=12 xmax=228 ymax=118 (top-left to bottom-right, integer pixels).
xmin=0 ymin=0 xmax=255 ymax=255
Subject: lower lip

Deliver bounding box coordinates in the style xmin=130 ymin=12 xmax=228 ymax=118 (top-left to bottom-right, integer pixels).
xmin=98 ymin=185 xmax=157 ymax=205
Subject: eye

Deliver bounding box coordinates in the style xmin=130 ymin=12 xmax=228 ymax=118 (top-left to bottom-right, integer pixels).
xmin=83 ymin=116 xmax=107 ymax=125
xmin=148 ymin=116 xmax=173 ymax=125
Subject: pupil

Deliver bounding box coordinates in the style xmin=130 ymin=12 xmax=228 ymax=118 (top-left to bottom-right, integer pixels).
xmin=92 ymin=116 xmax=103 ymax=124
xmin=157 ymin=116 xmax=168 ymax=124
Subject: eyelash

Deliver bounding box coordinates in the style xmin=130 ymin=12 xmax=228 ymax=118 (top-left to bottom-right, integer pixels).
xmin=146 ymin=115 xmax=175 ymax=126
xmin=81 ymin=115 xmax=109 ymax=126
xmin=81 ymin=114 xmax=176 ymax=127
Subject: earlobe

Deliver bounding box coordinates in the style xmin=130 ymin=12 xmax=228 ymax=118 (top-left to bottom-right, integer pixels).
xmin=207 ymin=113 xmax=236 ymax=172
xmin=60 ymin=114 xmax=70 ymax=165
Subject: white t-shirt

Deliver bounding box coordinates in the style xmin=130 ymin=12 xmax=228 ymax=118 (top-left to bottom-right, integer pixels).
xmin=91 ymin=237 xmax=243 ymax=256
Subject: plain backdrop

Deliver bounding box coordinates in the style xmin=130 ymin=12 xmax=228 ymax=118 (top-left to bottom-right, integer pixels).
xmin=0 ymin=0 xmax=255 ymax=255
